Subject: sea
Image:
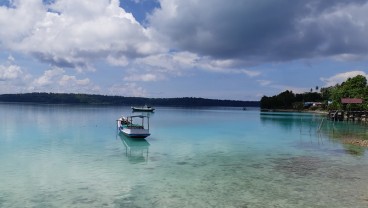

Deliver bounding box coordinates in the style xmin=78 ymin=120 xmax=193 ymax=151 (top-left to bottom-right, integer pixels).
xmin=1 ymin=103 xmax=368 ymax=208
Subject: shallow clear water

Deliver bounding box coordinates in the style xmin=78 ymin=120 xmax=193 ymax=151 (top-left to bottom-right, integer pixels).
xmin=1 ymin=103 xmax=368 ymax=208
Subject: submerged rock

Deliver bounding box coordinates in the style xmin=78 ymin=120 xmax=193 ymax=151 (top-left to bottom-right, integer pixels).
xmin=342 ymin=138 xmax=368 ymax=147
xmin=272 ymin=156 xmax=323 ymax=177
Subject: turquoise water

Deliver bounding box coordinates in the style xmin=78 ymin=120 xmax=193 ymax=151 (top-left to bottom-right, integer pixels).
xmin=1 ymin=103 xmax=368 ymax=208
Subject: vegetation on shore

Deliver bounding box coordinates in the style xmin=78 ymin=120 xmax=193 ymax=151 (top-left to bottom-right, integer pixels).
xmin=260 ymin=75 xmax=368 ymax=111
xmin=260 ymin=90 xmax=323 ymax=110
xmin=261 ymin=75 xmax=368 ymax=149
xmin=0 ymin=92 xmax=259 ymax=107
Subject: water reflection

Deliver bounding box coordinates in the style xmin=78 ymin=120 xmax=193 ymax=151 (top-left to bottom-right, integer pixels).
xmin=118 ymin=133 xmax=150 ymax=163
xmin=260 ymin=112 xmax=320 ymax=131
xmin=260 ymin=112 xmax=368 ymax=156
xmin=319 ymin=120 xmax=368 ymax=156
xmin=131 ymin=111 xmax=154 ymax=118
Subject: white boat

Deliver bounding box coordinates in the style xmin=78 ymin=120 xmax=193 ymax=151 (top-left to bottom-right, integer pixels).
xmin=131 ymin=105 xmax=155 ymax=112
xmin=117 ymin=115 xmax=151 ymax=138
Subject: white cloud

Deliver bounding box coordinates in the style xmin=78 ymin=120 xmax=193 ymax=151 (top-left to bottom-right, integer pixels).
xmin=132 ymin=51 xmax=261 ymax=81
xmin=0 ymin=61 xmax=32 ymax=94
xmin=1 ymin=0 xmax=268 ymax=81
xmin=123 ymin=73 xmax=165 ymax=82
xmin=59 ymin=75 xmax=90 ymax=86
xmin=257 ymin=80 xmax=272 ymax=86
xmin=331 ymin=54 xmax=366 ymax=62
xmin=107 ymin=82 xmax=146 ymax=97
xmin=7 ymin=55 xmax=15 ymax=63
xmin=239 ymin=69 xmax=261 ymax=77
xmin=0 ymin=0 xmax=45 ymax=45
xmin=33 ymin=67 xmax=64 ymax=87
xmin=320 ymin=70 xmax=368 ymax=87
xmin=107 ymin=55 xmax=129 ymax=67
xmin=203 ymin=67 xmax=261 ymax=77
xmin=0 ymin=61 xmax=101 ymax=94
xmin=0 ymin=64 xmax=23 ymax=81
xmin=2 ymin=0 xmax=368 ymax=100
xmin=0 ymin=0 xmax=162 ymax=70
xmin=135 ymin=52 xmax=197 ymax=74
xmin=30 ymin=67 xmax=99 ymax=93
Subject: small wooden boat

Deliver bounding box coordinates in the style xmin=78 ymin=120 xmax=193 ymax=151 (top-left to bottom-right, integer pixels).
xmin=131 ymin=105 xmax=155 ymax=112
xmin=117 ymin=115 xmax=150 ymax=138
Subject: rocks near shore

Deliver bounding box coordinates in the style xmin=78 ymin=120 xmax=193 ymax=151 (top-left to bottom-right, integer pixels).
xmin=342 ymin=138 xmax=368 ymax=147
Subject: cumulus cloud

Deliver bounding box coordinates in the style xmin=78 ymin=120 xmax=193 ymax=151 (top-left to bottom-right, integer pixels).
xmin=132 ymin=51 xmax=261 ymax=79
xmin=59 ymin=75 xmax=90 ymax=86
xmin=30 ymin=67 xmax=99 ymax=93
xmin=150 ymin=0 xmax=368 ymax=63
xmin=1 ymin=0 xmax=368 ymax=74
xmin=0 ymin=59 xmax=102 ymax=94
xmin=123 ymin=73 xmax=165 ymax=82
xmin=320 ymin=70 xmax=368 ymax=87
xmin=0 ymin=0 xmax=45 ymax=45
xmin=0 ymin=0 xmax=162 ymax=70
xmin=0 ymin=64 xmax=23 ymax=81
xmin=107 ymin=82 xmax=146 ymax=97
xmin=2 ymin=0 xmax=368 ymax=99
xmin=0 ymin=60 xmax=32 ymax=94
xmin=4 ymin=0 xmax=367 ymax=84
xmin=134 ymin=52 xmax=197 ymax=74
xmin=32 ymin=67 xmax=64 ymax=86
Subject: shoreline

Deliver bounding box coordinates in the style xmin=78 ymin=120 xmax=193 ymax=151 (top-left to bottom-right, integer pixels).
xmin=342 ymin=138 xmax=368 ymax=147
xmin=261 ymin=108 xmax=328 ymax=115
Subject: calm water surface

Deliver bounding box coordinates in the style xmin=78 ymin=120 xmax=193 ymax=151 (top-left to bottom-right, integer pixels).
xmin=1 ymin=103 xmax=368 ymax=208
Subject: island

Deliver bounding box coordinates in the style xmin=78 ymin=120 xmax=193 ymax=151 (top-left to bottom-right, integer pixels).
xmin=0 ymin=93 xmax=259 ymax=107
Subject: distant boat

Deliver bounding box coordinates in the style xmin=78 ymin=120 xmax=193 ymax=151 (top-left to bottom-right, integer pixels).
xmin=117 ymin=115 xmax=151 ymax=138
xmin=131 ymin=105 xmax=155 ymax=112
xmin=242 ymin=107 xmax=247 ymax=110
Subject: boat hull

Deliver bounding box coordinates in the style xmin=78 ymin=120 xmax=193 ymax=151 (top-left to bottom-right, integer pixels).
xmin=119 ymin=127 xmax=150 ymax=138
xmin=131 ymin=107 xmax=155 ymax=112
xmin=117 ymin=116 xmax=151 ymax=138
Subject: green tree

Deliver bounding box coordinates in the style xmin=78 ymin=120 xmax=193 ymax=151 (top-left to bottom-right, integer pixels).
xmin=328 ymin=75 xmax=368 ymax=110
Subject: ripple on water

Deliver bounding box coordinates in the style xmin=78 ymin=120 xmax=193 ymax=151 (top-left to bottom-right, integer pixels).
xmin=176 ymin=161 xmax=188 ymax=165
xmin=0 ymin=196 xmax=5 ymax=207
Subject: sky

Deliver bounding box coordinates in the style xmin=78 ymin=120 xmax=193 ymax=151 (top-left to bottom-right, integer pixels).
xmin=0 ymin=0 xmax=368 ymax=101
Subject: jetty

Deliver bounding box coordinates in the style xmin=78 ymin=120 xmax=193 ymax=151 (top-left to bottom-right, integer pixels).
xmin=328 ymin=110 xmax=368 ymax=122
xmin=327 ymin=98 xmax=367 ymax=122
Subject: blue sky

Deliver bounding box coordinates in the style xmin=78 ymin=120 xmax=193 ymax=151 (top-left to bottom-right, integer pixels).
xmin=0 ymin=0 xmax=368 ymax=101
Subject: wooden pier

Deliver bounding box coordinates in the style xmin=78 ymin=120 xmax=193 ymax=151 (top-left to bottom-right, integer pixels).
xmin=328 ymin=110 xmax=368 ymax=122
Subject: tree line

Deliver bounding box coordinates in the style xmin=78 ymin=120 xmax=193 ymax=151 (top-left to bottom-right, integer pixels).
xmin=260 ymin=91 xmax=323 ymax=110
xmin=260 ymin=75 xmax=368 ymax=110
xmin=0 ymin=92 xmax=259 ymax=107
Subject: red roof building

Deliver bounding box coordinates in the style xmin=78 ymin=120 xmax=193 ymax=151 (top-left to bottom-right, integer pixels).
xmin=341 ymin=98 xmax=363 ymax=104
